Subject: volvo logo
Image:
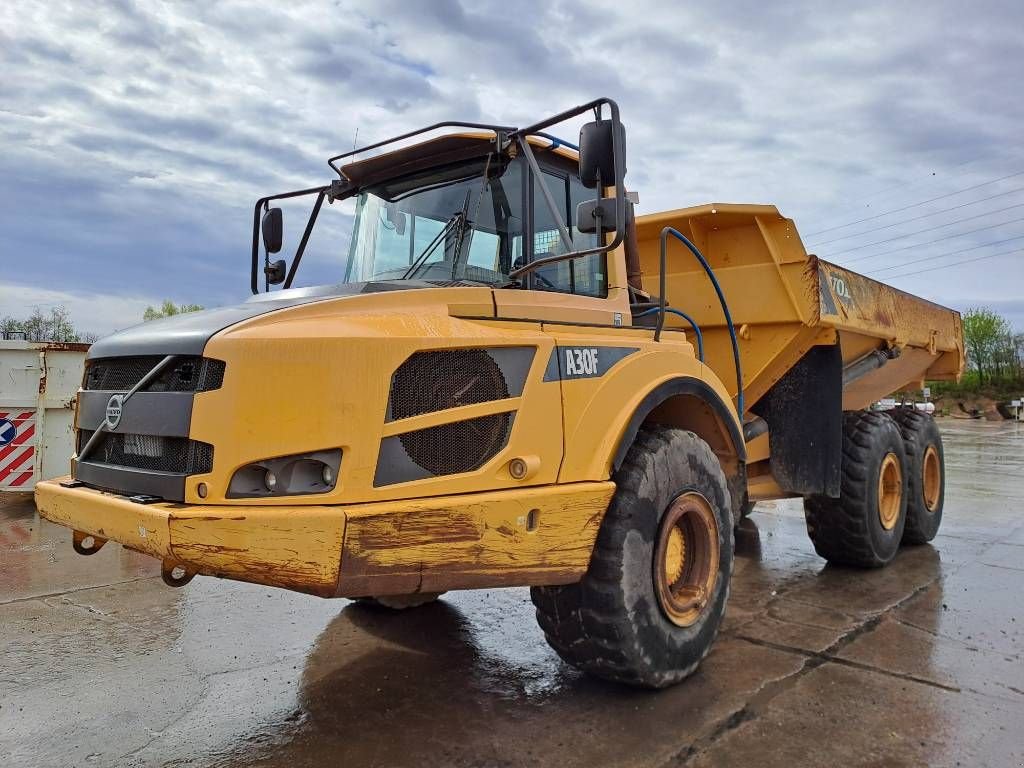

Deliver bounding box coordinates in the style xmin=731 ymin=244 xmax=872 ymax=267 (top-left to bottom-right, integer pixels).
xmin=105 ymin=394 xmax=124 ymax=430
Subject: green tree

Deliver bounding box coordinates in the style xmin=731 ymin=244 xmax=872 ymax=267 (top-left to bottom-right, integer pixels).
xmin=962 ymin=308 xmax=1009 ymax=385
xmin=143 ymin=300 xmax=204 ymax=321
xmin=0 ymin=306 xmax=95 ymax=343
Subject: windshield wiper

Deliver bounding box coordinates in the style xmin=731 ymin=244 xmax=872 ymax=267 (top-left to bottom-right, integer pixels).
xmin=401 ymin=209 xmax=464 ymax=280
xmin=402 ymin=189 xmax=473 ymax=280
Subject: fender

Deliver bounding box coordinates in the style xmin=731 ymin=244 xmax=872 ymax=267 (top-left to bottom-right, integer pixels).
xmin=611 ymin=377 xmax=746 ymax=472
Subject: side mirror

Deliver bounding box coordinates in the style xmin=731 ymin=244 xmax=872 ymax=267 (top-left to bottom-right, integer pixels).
xmin=579 ymin=119 xmax=626 ymax=189
xmin=262 ymin=207 xmax=283 ymax=254
xmin=576 ymin=197 xmax=619 ymax=234
xmin=265 ymin=259 xmax=287 ymax=285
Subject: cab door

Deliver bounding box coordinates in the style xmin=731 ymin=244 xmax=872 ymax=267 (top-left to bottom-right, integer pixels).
xmin=494 ymin=154 xmax=631 ymax=326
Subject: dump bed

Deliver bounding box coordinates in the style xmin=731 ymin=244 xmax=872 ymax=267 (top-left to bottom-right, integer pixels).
xmin=633 ymin=204 xmax=964 ymax=414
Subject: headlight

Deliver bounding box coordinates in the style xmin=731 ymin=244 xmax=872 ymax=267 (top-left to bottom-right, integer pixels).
xmin=227 ymin=449 xmax=341 ymax=498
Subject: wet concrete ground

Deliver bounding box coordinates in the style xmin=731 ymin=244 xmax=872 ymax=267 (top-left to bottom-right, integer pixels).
xmin=1 ymin=419 xmax=1022 ymax=767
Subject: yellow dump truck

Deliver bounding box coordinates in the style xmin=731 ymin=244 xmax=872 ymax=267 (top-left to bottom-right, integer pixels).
xmin=36 ymin=99 xmax=963 ymax=687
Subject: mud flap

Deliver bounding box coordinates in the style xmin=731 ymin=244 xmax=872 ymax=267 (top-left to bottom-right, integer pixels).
xmin=752 ymin=343 xmax=842 ymax=497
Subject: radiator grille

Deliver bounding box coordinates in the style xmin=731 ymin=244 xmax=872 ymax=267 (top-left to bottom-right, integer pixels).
xmin=398 ymin=413 xmax=512 ymax=476
xmin=84 ymin=357 xmax=225 ymax=392
xmin=77 ymin=430 xmax=213 ymax=474
xmin=389 ymin=349 xmax=509 ymax=421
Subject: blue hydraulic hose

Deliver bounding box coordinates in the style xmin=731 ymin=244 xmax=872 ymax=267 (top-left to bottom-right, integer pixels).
xmin=532 ymin=131 xmax=579 ymax=151
xmin=658 ymin=228 xmax=745 ymax=418
xmin=634 ymin=307 xmax=704 ymax=361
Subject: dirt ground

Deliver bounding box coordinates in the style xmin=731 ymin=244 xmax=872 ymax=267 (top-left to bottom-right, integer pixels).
xmin=1 ymin=419 xmax=1022 ymax=767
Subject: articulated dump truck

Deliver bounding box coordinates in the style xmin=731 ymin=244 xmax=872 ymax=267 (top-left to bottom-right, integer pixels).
xmin=36 ymin=99 xmax=963 ymax=687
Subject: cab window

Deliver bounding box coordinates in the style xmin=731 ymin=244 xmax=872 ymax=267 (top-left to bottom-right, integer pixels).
xmin=529 ymin=166 xmax=607 ymax=298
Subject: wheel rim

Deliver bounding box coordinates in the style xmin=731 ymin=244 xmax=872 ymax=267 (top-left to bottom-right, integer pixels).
xmin=922 ymin=444 xmax=941 ymax=512
xmin=877 ymin=452 xmax=902 ymax=530
xmin=654 ymin=492 xmax=720 ymax=627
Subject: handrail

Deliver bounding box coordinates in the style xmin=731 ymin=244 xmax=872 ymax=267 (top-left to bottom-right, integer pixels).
xmin=656 ymin=227 xmax=744 ymax=417
xmin=634 ymin=306 xmax=704 ymax=361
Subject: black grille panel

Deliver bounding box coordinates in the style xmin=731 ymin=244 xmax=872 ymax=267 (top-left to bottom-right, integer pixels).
xmin=77 ymin=430 xmax=213 ymax=475
xmin=85 ymin=357 xmax=226 ymax=392
xmin=399 ymin=413 xmax=512 ymax=476
xmin=389 ymin=349 xmax=509 ymax=421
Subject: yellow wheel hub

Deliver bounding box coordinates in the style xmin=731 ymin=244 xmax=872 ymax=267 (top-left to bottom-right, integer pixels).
xmin=664 ymin=527 xmax=686 ymax=585
xmin=878 ymin=452 xmax=902 ymax=530
xmin=922 ymin=444 xmax=941 ymax=512
xmin=654 ymin=492 xmax=720 ymax=627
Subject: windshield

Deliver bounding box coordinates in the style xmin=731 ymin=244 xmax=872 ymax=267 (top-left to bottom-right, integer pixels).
xmin=344 ymin=154 xmax=525 ymax=286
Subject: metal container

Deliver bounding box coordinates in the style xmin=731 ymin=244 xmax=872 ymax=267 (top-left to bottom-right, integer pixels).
xmin=0 ymin=340 xmax=90 ymax=491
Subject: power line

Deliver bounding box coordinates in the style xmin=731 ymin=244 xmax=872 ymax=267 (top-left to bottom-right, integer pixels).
xmin=842 ymin=215 xmax=1024 ymax=264
xmin=836 ymin=153 xmax=999 ymax=211
xmin=829 ymin=203 xmax=1024 ymax=258
xmin=883 ymin=248 xmax=1023 ymax=280
xmin=804 ymin=170 xmax=1024 ymax=237
xmin=809 ymin=186 xmax=1024 ymax=248
xmin=865 ymin=234 xmax=1024 ymax=275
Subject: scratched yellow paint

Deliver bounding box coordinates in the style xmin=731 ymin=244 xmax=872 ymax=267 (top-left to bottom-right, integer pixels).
xmin=35 ymin=480 xmax=172 ymax=559
xmin=168 ymin=506 xmax=347 ymax=596
xmin=337 ymin=481 xmax=615 ymax=596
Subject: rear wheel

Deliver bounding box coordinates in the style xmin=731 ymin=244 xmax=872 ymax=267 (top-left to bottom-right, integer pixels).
xmin=804 ymin=410 xmax=908 ymax=567
xmin=531 ymin=426 xmax=733 ymax=688
xmin=352 ymin=592 xmax=445 ymax=610
xmin=889 ymin=408 xmax=945 ymax=544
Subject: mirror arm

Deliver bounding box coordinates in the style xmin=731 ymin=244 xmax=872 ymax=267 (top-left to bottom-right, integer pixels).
xmin=284 ymin=189 xmax=327 ymax=289
xmin=249 ymin=185 xmax=327 ymax=294
xmin=509 ymin=97 xmax=626 ymax=281
xmin=517 ymin=135 xmax=575 ymax=254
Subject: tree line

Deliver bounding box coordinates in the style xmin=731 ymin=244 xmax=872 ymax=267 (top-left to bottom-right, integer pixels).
xmin=1 ymin=301 xmax=203 ymax=343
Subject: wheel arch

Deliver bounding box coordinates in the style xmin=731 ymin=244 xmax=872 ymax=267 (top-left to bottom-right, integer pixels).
xmin=612 ymin=378 xmax=747 ymax=519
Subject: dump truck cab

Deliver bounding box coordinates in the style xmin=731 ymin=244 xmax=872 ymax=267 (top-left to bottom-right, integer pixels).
xmin=36 ymin=98 xmax=963 ymax=688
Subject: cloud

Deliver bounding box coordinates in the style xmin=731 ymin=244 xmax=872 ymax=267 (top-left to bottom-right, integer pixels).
xmin=1 ymin=0 xmax=1023 ymax=335
xmin=0 ymin=283 xmax=159 ymax=337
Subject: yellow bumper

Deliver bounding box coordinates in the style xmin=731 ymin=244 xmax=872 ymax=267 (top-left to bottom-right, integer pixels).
xmin=34 ymin=478 xmax=614 ymax=597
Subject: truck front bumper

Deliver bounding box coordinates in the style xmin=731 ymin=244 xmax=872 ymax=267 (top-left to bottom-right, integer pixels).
xmin=35 ymin=478 xmax=614 ymax=597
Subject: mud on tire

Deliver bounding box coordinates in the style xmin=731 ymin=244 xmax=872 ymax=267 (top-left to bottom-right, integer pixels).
xmin=889 ymin=408 xmax=945 ymax=544
xmin=530 ymin=426 xmax=733 ymax=688
xmin=804 ymin=410 xmax=908 ymax=567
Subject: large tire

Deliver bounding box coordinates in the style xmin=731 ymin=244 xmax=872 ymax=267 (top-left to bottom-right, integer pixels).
xmin=804 ymin=410 xmax=908 ymax=567
xmin=352 ymin=592 xmax=446 ymax=610
xmin=889 ymin=408 xmax=945 ymax=544
xmin=531 ymin=426 xmax=733 ymax=688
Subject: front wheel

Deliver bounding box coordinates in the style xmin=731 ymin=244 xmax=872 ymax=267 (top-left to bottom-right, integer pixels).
xmin=531 ymin=426 xmax=733 ymax=688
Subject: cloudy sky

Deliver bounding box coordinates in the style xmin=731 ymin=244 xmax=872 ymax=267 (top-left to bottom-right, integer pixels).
xmin=2 ymin=0 xmax=1023 ymax=335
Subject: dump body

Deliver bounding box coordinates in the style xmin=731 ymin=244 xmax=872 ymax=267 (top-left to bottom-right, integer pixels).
xmin=634 ymin=203 xmax=964 ymax=413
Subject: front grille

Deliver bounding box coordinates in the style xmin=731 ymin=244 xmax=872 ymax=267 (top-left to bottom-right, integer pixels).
xmin=398 ymin=412 xmax=512 ymax=476
xmin=84 ymin=357 xmax=225 ymax=392
xmin=389 ymin=349 xmax=509 ymax=421
xmin=77 ymin=429 xmax=213 ymax=474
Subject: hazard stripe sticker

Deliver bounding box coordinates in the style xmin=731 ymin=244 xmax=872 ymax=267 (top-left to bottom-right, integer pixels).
xmin=9 ymin=470 xmax=35 ymax=487
xmin=0 ymin=410 xmax=36 ymax=489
